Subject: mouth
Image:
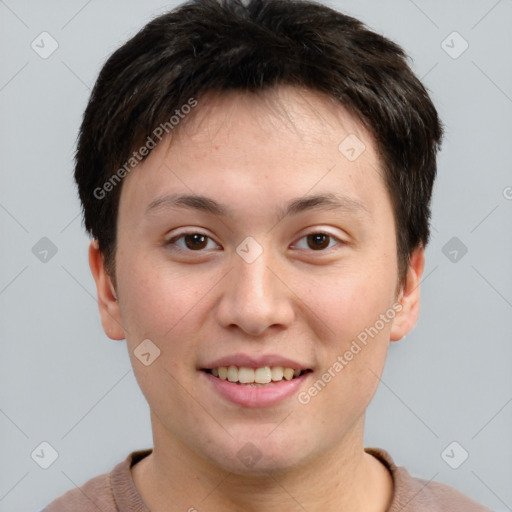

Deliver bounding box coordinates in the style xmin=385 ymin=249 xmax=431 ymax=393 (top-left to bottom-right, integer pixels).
xmin=202 ymin=366 xmax=313 ymax=386
xmin=199 ymin=354 xmax=314 ymax=407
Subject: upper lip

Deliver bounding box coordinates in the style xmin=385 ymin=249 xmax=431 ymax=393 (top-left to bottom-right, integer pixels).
xmin=201 ymin=353 xmax=311 ymax=370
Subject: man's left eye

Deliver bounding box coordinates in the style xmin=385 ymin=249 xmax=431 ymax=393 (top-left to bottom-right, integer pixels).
xmin=293 ymin=232 xmax=342 ymax=251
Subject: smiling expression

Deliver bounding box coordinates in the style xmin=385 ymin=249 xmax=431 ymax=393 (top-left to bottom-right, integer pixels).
xmin=91 ymin=85 xmax=421 ymax=474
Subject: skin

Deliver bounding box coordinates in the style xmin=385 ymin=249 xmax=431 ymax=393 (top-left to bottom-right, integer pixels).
xmin=89 ymin=85 xmax=424 ymax=511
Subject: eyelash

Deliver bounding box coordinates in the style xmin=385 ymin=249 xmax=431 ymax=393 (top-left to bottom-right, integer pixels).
xmin=165 ymin=230 xmax=344 ymax=253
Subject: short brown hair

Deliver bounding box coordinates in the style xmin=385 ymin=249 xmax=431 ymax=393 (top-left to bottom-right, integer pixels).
xmin=74 ymin=0 xmax=443 ymax=289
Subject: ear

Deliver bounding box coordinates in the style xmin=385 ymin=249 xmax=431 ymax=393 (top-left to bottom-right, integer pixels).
xmin=88 ymin=239 xmax=125 ymax=340
xmin=390 ymin=246 xmax=425 ymax=342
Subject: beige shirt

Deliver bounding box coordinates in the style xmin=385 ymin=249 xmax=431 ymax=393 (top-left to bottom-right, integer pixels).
xmin=43 ymin=447 xmax=491 ymax=511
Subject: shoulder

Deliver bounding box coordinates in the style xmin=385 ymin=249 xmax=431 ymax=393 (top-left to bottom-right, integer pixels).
xmin=403 ymin=476 xmax=493 ymax=512
xmin=365 ymin=447 xmax=492 ymax=512
xmin=42 ymin=449 xmax=152 ymax=512
xmin=42 ymin=472 xmax=113 ymax=512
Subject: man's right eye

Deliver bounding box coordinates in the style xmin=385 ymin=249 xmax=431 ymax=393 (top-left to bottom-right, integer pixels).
xmin=166 ymin=232 xmax=222 ymax=252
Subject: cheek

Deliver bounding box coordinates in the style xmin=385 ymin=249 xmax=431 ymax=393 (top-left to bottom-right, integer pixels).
xmin=117 ymin=258 xmax=208 ymax=421
xmin=298 ymin=263 xmax=395 ymax=344
xmin=295 ymin=265 xmax=394 ymax=414
xmin=117 ymin=253 xmax=206 ymax=356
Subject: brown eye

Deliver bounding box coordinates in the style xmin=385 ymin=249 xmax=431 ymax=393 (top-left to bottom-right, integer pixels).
xmin=306 ymin=233 xmax=331 ymax=250
xmin=292 ymin=231 xmax=342 ymax=252
xmin=166 ymin=232 xmax=220 ymax=252
xmin=184 ymin=233 xmax=208 ymax=250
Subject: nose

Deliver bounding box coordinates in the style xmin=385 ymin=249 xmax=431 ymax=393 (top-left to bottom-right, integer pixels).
xmin=215 ymin=247 xmax=295 ymax=337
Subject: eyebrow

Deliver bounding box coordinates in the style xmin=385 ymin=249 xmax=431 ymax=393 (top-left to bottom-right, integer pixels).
xmin=145 ymin=192 xmax=370 ymax=221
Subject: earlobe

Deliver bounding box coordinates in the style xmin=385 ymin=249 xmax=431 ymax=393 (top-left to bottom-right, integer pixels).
xmin=88 ymin=240 xmax=125 ymax=340
xmin=390 ymin=246 xmax=425 ymax=342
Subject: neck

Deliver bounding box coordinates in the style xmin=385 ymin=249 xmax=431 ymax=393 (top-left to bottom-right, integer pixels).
xmin=132 ymin=412 xmax=393 ymax=512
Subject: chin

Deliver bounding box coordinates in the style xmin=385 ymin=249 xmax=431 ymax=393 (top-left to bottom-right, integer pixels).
xmin=204 ymin=429 xmax=313 ymax=476
xmin=227 ymin=450 xmax=306 ymax=477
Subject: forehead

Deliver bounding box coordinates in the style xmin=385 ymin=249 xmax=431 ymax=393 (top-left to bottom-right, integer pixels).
xmin=172 ymin=85 xmax=375 ymax=152
xmin=118 ymin=85 xmax=387 ymax=219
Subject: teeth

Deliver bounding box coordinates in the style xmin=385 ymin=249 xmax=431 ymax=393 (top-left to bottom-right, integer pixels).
xmin=283 ymin=367 xmax=294 ymax=381
xmin=227 ymin=366 xmax=238 ymax=382
xmin=210 ymin=365 xmax=305 ymax=384
xmin=254 ymin=367 xmax=272 ymax=384
xmin=238 ymin=367 xmax=254 ymax=384
xmin=271 ymin=366 xmax=284 ymax=381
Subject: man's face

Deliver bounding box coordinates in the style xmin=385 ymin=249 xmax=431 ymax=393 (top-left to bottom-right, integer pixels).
xmin=95 ymin=86 xmax=419 ymax=474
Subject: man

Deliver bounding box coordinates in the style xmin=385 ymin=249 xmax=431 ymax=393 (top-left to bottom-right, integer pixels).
xmin=44 ymin=0 xmax=491 ymax=509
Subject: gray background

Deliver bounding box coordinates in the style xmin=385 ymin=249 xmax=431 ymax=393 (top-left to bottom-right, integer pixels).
xmin=0 ymin=0 xmax=511 ymax=511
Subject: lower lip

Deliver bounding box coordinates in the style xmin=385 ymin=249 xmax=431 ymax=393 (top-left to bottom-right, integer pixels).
xmin=200 ymin=371 xmax=311 ymax=408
